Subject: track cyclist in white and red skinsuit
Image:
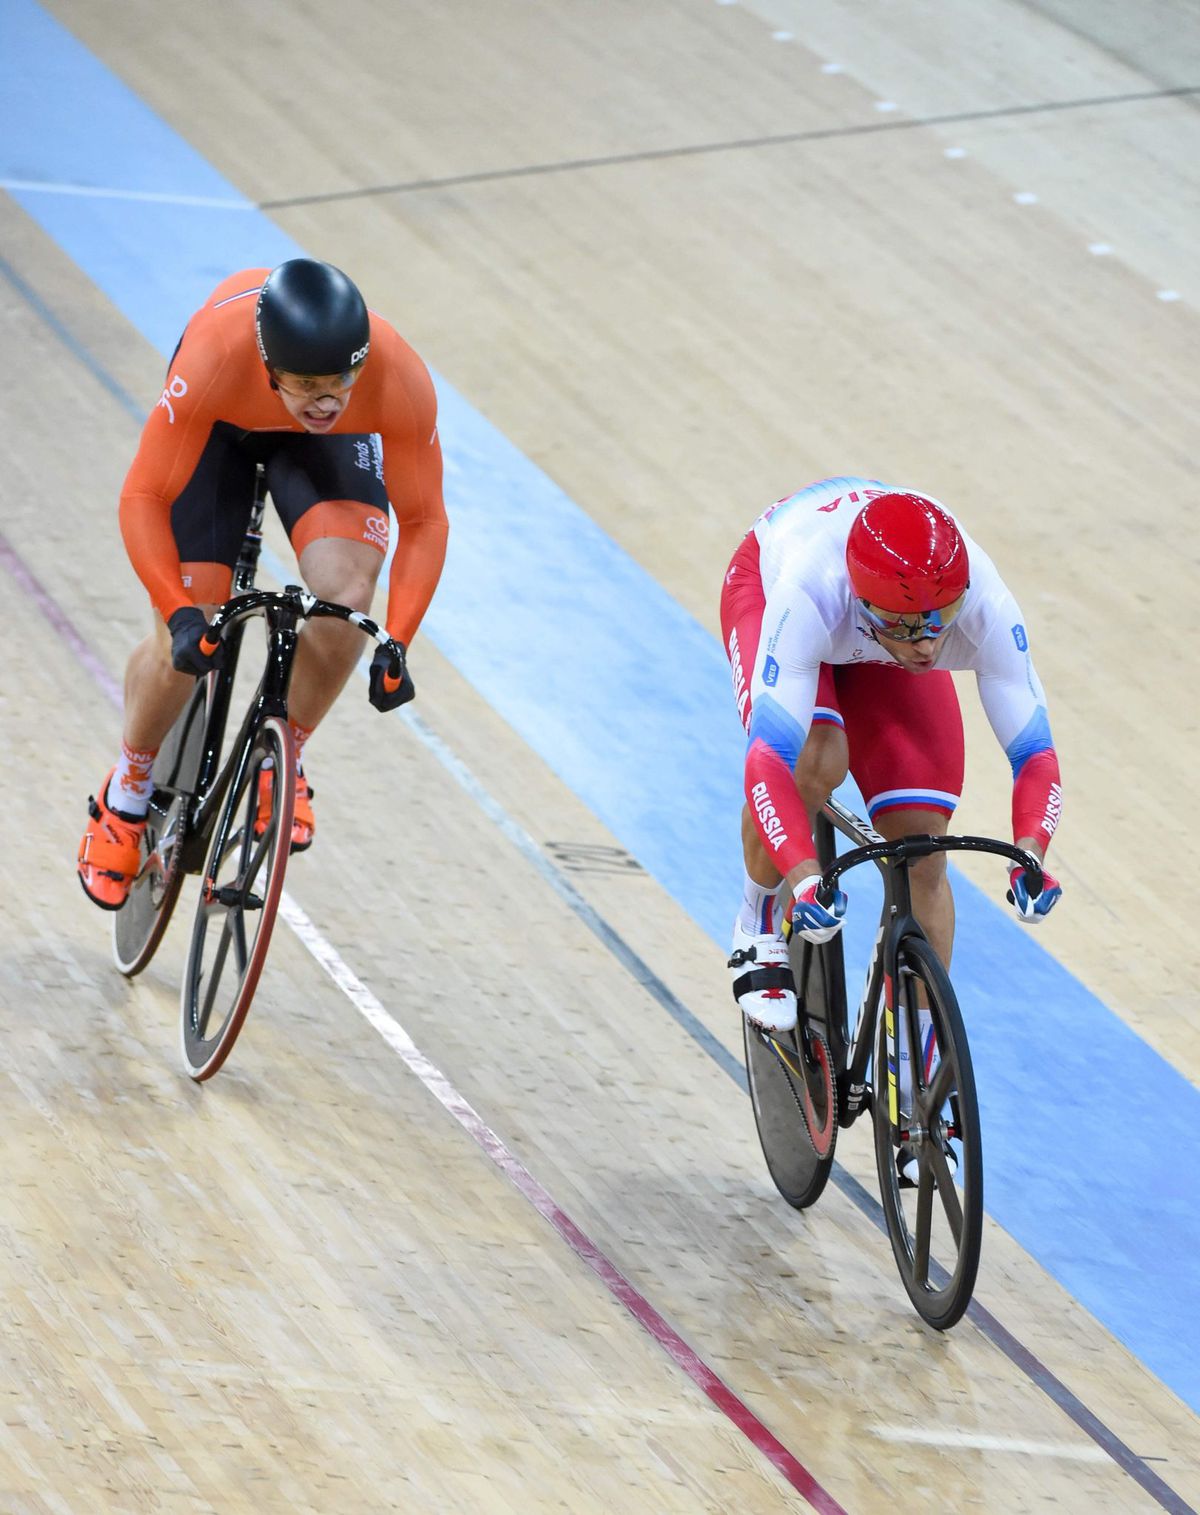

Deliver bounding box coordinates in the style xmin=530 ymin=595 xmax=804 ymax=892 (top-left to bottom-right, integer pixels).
xmin=721 ymin=478 xmax=1063 ymax=1032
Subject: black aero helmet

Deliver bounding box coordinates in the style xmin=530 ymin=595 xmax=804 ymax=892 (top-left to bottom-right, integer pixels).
xmin=255 ymin=258 xmax=370 ymax=376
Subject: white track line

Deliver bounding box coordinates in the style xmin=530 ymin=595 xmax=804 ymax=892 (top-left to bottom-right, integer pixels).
xmin=0 ymin=178 xmax=253 ymax=209
xmin=871 ymin=1426 xmax=1108 ymax=1461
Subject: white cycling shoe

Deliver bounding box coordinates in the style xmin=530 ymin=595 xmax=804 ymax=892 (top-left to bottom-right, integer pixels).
xmin=897 ymin=1141 xmax=959 ymax=1189
xmin=728 ymin=921 xmax=797 ymax=1032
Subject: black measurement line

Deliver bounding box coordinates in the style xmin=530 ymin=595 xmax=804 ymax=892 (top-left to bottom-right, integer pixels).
xmin=260 ymin=84 xmax=1200 ymax=210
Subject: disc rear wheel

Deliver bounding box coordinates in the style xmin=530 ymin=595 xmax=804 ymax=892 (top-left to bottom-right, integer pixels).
xmin=112 ymin=682 xmax=207 ymax=976
xmin=744 ymin=938 xmax=839 ymax=1209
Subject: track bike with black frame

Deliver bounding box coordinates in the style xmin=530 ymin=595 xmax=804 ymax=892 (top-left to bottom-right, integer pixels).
xmin=743 ymin=797 xmax=1044 ymax=1330
xmin=111 ymin=464 xmax=407 ymax=1082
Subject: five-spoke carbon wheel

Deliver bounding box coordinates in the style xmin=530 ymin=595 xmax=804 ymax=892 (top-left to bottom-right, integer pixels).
xmin=873 ymin=932 xmax=982 ymax=1330
xmin=180 ymin=715 xmax=295 ymax=1081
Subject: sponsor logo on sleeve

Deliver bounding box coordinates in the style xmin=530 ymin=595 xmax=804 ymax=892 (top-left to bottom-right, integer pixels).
xmin=1042 ymin=782 xmax=1063 ymax=839
xmin=728 ymin=627 xmax=751 ymax=732
xmin=157 ymin=374 xmax=188 ymax=424
xmin=1011 ymin=623 xmax=1028 ymax=651
xmin=762 ymin=654 xmax=780 ymax=687
xmin=750 ymin=780 xmax=789 ymax=851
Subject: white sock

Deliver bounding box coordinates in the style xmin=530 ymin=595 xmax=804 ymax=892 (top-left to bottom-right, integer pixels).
xmin=738 ymin=873 xmax=781 ymax=936
xmin=106 ymin=739 xmax=157 ymax=818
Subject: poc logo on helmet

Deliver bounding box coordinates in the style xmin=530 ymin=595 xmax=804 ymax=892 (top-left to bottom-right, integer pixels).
xmin=350 ymin=341 xmax=370 ymax=366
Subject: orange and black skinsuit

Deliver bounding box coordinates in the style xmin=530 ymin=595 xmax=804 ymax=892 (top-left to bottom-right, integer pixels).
xmin=120 ymin=268 xmax=447 ymax=645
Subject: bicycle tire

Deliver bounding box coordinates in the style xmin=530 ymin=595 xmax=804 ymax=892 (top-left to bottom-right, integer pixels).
xmin=873 ymin=932 xmax=983 ymax=1330
xmin=112 ymin=682 xmax=208 ymax=977
xmin=179 ymin=714 xmax=295 ymax=1081
xmin=743 ymin=939 xmax=838 ymax=1210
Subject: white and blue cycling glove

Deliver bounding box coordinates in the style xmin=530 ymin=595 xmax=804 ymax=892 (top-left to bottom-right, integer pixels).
xmin=790 ymin=874 xmax=848 ymax=944
xmin=1007 ymin=864 xmax=1062 ymax=925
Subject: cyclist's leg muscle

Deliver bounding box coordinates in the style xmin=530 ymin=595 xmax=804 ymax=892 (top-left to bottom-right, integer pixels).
xmin=290 ymin=536 xmax=385 ymax=732
xmin=875 ymin=806 xmax=955 ymax=967
xmin=836 ymin=663 xmax=965 ymax=965
xmin=794 ymin=689 xmax=848 ymax=824
xmin=263 ymin=433 xmax=390 ymax=732
xmin=122 ymin=580 xmax=229 ymax=753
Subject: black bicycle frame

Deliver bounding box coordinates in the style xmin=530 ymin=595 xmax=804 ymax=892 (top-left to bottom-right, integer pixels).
xmin=179 ymin=590 xmax=303 ymax=874
xmin=806 ymin=798 xmax=1044 ymax=1129
xmin=157 ymin=462 xmax=405 ymax=879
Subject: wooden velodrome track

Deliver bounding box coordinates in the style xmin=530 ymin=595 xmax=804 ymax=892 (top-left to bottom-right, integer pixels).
xmin=2 ymin=0 xmax=1199 ymax=1510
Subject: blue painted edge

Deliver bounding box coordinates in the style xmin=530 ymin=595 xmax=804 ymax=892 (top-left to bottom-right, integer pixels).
xmin=4 ymin=0 xmax=1198 ymax=1415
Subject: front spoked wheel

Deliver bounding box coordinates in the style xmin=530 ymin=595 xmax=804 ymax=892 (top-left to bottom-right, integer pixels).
xmin=180 ymin=715 xmax=295 ymax=1081
xmin=744 ymin=939 xmax=838 ymax=1210
xmin=873 ymin=932 xmax=982 ymax=1329
xmin=112 ymin=681 xmax=208 ymax=976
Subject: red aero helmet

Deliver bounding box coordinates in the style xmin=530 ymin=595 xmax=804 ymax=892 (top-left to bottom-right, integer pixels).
xmin=845 ymin=492 xmax=969 ymax=612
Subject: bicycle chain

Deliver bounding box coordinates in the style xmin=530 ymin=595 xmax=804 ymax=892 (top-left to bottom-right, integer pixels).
xmin=766 ymin=1025 xmax=837 ymax=1159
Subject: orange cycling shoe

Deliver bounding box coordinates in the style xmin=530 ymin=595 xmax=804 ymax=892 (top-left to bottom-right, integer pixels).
xmin=77 ymin=770 xmax=146 ymax=911
xmin=256 ymin=766 xmax=315 ymax=853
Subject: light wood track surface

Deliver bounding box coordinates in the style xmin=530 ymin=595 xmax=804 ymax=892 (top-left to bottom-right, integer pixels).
xmin=2 ymin=1 xmax=1197 ymax=1510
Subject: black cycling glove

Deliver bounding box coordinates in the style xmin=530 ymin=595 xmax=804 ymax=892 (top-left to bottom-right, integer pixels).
xmin=167 ymin=606 xmax=224 ymax=676
xmin=368 ymin=643 xmax=415 ymax=711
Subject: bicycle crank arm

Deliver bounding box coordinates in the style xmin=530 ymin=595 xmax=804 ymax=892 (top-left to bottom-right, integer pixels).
xmin=207 ymin=885 xmax=265 ymax=909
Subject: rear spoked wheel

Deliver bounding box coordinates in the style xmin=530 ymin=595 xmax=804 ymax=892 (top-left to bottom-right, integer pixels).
xmin=873 ymin=932 xmax=982 ymax=1329
xmin=112 ymin=682 xmax=207 ymax=976
xmin=744 ymin=939 xmax=838 ymax=1210
xmin=180 ymin=715 xmax=295 ymax=1081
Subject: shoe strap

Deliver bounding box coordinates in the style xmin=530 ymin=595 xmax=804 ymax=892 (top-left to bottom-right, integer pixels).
xmin=79 ymin=825 xmax=141 ymax=875
xmin=730 ymin=965 xmax=795 ymax=999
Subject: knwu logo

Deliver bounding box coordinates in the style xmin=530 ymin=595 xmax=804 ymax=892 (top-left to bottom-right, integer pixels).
xmin=157 ymin=375 xmax=188 ymax=423
xmin=363 ymin=514 xmax=388 ymax=549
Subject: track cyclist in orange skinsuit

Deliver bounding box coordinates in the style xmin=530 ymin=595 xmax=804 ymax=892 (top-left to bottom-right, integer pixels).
xmin=722 ymin=480 xmax=1063 ymax=1033
xmin=77 ymin=259 xmax=448 ymax=909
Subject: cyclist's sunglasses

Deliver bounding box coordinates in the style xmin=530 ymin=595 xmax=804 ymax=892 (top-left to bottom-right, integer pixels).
xmin=271 ymin=363 xmax=365 ymax=398
xmin=859 ymin=590 xmax=967 ymax=643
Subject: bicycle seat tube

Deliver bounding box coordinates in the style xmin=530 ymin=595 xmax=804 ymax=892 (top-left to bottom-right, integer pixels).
xmin=232 ymin=465 xmax=268 ymax=595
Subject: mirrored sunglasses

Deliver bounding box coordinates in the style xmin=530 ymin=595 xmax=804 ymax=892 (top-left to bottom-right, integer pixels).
xmin=860 ymin=591 xmax=967 ymax=643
